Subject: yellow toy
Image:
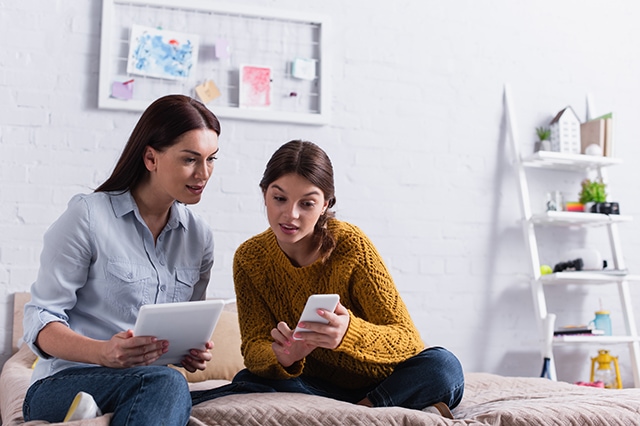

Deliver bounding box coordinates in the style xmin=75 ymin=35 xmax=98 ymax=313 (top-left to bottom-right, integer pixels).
xmin=590 ymin=349 xmax=622 ymax=389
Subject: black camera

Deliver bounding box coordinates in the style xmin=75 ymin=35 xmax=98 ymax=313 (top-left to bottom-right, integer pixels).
xmin=553 ymin=258 xmax=584 ymax=273
xmin=589 ymin=202 xmax=620 ymax=215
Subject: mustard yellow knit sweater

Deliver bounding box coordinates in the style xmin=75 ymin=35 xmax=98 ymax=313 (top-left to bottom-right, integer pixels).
xmin=232 ymin=219 xmax=424 ymax=389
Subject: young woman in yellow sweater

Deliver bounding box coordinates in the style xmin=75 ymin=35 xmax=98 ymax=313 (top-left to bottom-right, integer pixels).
xmin=192 ymin=140 xmax=464 ymax=417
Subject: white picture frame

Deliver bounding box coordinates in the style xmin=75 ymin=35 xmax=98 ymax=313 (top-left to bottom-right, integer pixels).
xmin=98 ymin=0 xmax=331 ymax=125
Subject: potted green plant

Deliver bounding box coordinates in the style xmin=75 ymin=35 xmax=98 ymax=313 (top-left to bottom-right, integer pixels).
xmin=579 ymin=178 xmax=607 ymax=213
xmin=535 ymin=126 xmax=551 ymax=152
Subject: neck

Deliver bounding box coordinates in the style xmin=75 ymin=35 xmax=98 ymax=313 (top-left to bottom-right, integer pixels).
xmin=131 ymin=183 xmax=173 ymax=241
xmin=279 ymin=234 xmax=321 ymax=267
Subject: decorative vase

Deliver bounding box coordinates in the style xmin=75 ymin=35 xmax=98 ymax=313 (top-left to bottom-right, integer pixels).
xmin=535 ymin=140 xmax=552 ymax=152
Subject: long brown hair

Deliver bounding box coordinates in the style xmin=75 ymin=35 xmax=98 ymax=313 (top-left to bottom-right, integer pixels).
xmin=260 ymin=140 xmax=337 ymax=262
xmin=96 ymin=95 xmax=221 ymax=193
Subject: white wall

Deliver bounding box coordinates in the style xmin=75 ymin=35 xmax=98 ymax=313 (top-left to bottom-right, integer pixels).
xmin=2 ymin=0 xmax=640 ymax=386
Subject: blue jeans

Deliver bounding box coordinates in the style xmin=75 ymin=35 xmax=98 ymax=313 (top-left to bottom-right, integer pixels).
xmin=23 ymin=365 xmax=191 ymax=426
xmin=192 ymin=346 xmax=464 ymax=410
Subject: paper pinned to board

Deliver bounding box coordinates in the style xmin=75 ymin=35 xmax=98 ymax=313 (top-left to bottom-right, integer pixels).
xmin=195 ymin=80 xmax=221 ymax=104
xmin=127 ymin=25 xmax=200 ymax=80
xmin=291 ymin=58 xmax=316 ymax=80
xmin=111 ymin=80 xmax=134 ymax=100
xmin=215 ymin=39 xmax=230 ymax=59
xmin=239 ymin=65 xmax=271 ymax=108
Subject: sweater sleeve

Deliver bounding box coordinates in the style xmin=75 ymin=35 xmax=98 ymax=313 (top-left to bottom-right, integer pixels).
xmin=334 ymin=230 xmax=424 ymax=366
xmin=233 ymin=250 xmax=304 ymax=379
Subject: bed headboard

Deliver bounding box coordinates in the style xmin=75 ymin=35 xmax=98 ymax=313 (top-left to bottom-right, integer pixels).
xmin=12 ymin=292 xmax=30 ymax=353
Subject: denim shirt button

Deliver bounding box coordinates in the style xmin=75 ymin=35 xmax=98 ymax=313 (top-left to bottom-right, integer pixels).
xmin=159 ymin=259 xmax=165 ymax=266
xmin=160 ymin=285 xmax=166 ymax=292
xmin=126 ymin=272 xmax=133 ymax=279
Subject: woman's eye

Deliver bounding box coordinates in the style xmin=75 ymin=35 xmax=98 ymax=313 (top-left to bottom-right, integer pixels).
xmin=302 ymin=201 xmax=316 ymax=208
xmin=184 ymin=158 xmax=196 ymax=164
xmin=273 ymin=196 xmax=285 ymax=202
xmin=207 ymin=155 xmax=218 ymax=163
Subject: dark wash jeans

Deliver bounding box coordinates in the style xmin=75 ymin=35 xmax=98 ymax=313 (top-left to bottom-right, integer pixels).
xmin=192 ymin=346 xmax=465 ymax=410
xmin=23 ymin=365 xmax=191 ymax=426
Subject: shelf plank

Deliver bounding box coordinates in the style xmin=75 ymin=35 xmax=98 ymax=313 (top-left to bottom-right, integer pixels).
xmin=553 ymin=335 xmax=640 ymax=345
xmin=540 ymin=271 xmax=640 ymax=286
xmin=521 ymin=151 xmax=622 ymax=171
xmin=529 ymin=211 xmax=632 ymax=227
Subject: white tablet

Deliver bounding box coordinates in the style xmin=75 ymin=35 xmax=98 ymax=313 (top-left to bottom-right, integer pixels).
xmin=133 ymin=299 xmax=225 ymax=366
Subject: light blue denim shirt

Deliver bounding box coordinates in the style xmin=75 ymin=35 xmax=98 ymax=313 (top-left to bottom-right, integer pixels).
xmin=23 ymin=191 xmax=214 ymax=383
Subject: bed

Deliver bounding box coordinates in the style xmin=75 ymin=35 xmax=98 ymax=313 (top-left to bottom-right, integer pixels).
xmin=2 ymin=293 xmax=640 ymax=426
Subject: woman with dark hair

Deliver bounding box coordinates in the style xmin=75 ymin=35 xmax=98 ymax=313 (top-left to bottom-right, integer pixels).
xmin=22 ymin=94 xmax=221 ymax=425
xmin=192 ymin=140 xmax=464 ymax=417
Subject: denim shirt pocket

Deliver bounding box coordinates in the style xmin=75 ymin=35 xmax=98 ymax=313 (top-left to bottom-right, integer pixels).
xmin=105 ymin=260 xmax=155 ymax=307
xmin=174 ymin=267 xmax=199 ymax=301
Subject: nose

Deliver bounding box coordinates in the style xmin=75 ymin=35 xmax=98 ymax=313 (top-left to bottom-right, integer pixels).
xmin=284 ymin=202 xmax=299 ymax=219
xmin=195 ymin=160 xmax=212 ymax=181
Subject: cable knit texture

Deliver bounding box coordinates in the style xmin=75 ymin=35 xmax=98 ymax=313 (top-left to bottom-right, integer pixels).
xmin=233 ymin=219 xmax=424 ymax=389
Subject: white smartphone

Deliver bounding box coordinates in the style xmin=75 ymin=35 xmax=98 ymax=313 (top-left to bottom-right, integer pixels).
xmin=293 ymin=294 xmax=340 ymax=340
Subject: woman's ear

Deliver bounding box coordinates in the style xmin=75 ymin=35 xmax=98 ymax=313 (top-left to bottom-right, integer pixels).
xmin=143 ymin=146 xmax=157 ymax=171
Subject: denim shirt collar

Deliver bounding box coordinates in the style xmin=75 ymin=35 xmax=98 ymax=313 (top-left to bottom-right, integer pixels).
xmin=109 ymin=191 xmax=189 ymax=231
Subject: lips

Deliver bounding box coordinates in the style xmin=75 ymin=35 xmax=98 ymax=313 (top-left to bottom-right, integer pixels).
xmin=280 ymin=223 xmax=298 ymax=234
xmin=186 ymin=184 xmax=204 ymax=195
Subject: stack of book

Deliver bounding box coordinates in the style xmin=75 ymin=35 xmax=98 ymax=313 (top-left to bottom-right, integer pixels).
xmin=580 ymin=113 xmax=613 ymax=157
xmin=554 ymin=325 xmax=605 ymax=337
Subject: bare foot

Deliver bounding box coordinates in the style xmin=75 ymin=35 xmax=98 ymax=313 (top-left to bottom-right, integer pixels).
xmin=356 ymin=397 xmax=373 ymax=407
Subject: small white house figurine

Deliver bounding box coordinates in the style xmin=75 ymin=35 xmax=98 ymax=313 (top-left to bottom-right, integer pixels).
xmin=549 ymin=106 xmax=581 ymax=154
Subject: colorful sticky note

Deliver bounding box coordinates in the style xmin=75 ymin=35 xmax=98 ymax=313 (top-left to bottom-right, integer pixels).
xmin=111 ymin=80 xmax=134 ymax=100
xmin=215 ymin=39 xmax=230 ymax=59
xmin=291 ymin=58 xmax=316 ymax=80
xmin=195 ymin=80 xmax=221 ymax=104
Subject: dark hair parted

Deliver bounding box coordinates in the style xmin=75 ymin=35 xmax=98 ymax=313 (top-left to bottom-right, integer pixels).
xmin=95 ymin=94 xmax=221 ymax=193
xmin=260 ymin=140 xmax=337 ymax=262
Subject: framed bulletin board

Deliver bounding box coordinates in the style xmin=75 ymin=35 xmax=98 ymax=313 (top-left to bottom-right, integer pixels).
xmin=98 ymin=0 xmax=331 ymax=125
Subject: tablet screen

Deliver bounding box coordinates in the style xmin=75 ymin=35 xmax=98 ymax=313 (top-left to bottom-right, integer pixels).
xmin=133 ymin=299 xmax=225 ymax=366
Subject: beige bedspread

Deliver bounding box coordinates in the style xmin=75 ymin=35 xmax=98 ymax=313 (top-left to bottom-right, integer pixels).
xmin=3 ymin=345 xmax=640 ymax=426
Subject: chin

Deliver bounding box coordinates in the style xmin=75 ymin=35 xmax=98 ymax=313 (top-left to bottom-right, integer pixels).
xmin=178 ymin=195 xmax=202 ymax=205
xmin=275 ymin=229 xmax=307 ymax=245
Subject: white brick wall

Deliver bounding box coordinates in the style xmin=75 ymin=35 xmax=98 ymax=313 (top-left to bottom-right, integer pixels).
xmin=2 ymin=0 xmax=640 ymax=387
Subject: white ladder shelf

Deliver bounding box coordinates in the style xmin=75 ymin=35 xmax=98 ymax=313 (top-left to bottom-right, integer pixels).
xmin=504 ymin=84 xmax=640 ymax=387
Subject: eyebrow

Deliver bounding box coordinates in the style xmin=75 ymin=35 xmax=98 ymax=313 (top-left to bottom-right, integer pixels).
xmin=271 ymin=184 xmax=321 ymax=197
xmin=181 ymin=148 xmax=220 ymax=157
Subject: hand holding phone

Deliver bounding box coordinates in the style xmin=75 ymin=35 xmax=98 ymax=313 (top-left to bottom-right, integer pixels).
xmin=293 ymin=294 xmax=340 ymax=340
